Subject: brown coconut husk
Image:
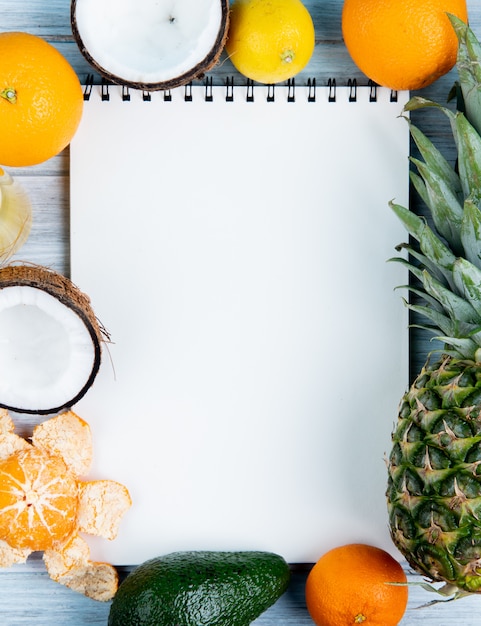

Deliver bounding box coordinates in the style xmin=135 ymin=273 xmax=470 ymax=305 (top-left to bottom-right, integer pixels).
xmin=0 ymin=264 xmax=107 ymax=414
xmin=71 ymin=0 xmax=230 ymax=91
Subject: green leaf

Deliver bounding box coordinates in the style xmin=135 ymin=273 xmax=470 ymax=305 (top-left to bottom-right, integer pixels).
xmin=408 ymin=121 xmax=462 ymax=198
xmin=401 ymin=284 xmax=445 ymax=311
xmin=406 ymin=302 xmax=462 ymax=336
xmin=453 ymin=112 xmax=481 ymax=204
xmin=393 ymin=242 xmax=449 ymax=285
xmin=402 ymin=98 xmax=481 ymax=204
xmin=403 ymin=97 xmax=455 ymax=121
xmin=452 ymin=257 xmax=481 ymax=314
xmin=460 ymin=198 xmax=481 ymax=267
xmin=388 ymin=257 xmax=425 ymax=284
xmin=410 ymin=157 xmax=464 ymax=253
xmin=422 ymin=270 xmax=479 ymax=324
xmin=389 ymin=202 xmax=456 ymax=284
xmin=434 ymin=335 xmax=478 ymax=360
xmin=410 ymin=170 xmax=430 ymax=208
xmin=468 ymin=328 xmax=481 ymax=349
xmin=449 ymin=14 xmax=481 ymax=136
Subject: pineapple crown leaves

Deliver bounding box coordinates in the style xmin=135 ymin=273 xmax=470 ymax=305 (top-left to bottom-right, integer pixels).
xmin=449 ymin=13 xmax=481 ymax=137
xmin=390 ymin=17 xmax=481 ymax=361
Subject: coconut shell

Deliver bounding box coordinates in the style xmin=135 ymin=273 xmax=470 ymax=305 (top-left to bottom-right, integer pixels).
xmin=0 ymin=264 xmax=106 ymax=414
xmin=71 ymin=0 xmax=230 ymax=91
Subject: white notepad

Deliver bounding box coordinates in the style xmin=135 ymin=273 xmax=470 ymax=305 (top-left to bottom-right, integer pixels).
xmin=70 ymin=81 xmax=409 ymax=565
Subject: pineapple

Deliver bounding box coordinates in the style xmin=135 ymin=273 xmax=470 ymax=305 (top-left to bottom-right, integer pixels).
xmin=386 ymin=15 xmax=481 ymax=596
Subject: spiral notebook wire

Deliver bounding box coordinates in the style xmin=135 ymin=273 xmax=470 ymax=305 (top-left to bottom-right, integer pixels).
xmin=83 ymin=74 xmax=398 ymax=104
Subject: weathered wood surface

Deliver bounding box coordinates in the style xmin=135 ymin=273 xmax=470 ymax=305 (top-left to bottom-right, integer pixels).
xmin=1 ymin=0 xmax=481 ymax=623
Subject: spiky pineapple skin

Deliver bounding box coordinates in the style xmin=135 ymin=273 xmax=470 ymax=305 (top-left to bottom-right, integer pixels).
xmin=387 ymin=355 xmax=481 ymax=593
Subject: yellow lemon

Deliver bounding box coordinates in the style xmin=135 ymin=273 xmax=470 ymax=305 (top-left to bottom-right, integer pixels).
xmin=226 ymin=0 xmax=315 ymax=84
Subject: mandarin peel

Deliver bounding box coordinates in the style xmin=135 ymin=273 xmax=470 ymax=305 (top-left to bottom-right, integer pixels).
xmin=0 ymin=410 xmax=131 ymax=601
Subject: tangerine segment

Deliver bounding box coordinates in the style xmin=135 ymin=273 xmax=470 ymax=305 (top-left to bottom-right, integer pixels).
xmin=0 ymin=448 xmax=78 ymax=550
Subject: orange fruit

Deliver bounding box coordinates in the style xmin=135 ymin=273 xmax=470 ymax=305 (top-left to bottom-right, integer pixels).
xmin=226 ymin=0 xmax=315 ymax=84
xmin=341 ymin=0 xmax=468 ymax=91
xmin=305 ymin=543 xmax=408 ymax=626
xmin=0 ymin=447 xmax=78 ymax=550
xmin=0 ymin=32 xmax=83 ymax=167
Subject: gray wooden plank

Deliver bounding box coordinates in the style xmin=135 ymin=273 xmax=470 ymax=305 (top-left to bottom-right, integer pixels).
xmin=1 ymin=560 xmax=481 ymax=624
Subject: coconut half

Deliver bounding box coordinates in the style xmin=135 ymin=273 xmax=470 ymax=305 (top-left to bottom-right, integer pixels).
xmin=71 ymin=0 xmax=229 ymax=90
xmin=0 ymin=265 xmax=105 ymax=415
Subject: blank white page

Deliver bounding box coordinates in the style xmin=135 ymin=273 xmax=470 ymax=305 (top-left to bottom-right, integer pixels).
xmin=70 ymin=83 xmax=409 ymax=565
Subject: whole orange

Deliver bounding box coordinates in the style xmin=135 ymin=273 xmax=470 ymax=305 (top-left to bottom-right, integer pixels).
xmin=0 ymin=32 xmax=83 ymax=167
xmin=342 ymin=0 xmax=468 ymax=91
xmin=305 ymin=544 xmax=408 ymax=626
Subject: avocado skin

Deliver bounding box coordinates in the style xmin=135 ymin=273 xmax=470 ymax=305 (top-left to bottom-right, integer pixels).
xmin=108 ymin=550 xmax=291 ymax=626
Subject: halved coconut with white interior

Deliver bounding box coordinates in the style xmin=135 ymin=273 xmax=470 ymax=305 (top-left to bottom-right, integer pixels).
xmin=71 ymin=0 xmax=229 ymax=91
xmin=0 ymin=265 xmax=105 ymax=415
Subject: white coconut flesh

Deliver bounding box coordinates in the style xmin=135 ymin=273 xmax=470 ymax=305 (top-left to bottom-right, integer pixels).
xmin=73 ymin=0 xmax=226 ymax=86
xmin=0 ymin=286 xmax=97 ymax=414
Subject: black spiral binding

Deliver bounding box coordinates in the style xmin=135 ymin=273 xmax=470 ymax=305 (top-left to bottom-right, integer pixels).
xmin=348 ymin=78 xmax=357 ymax=102
xmin=246 ymin=79 xmax=254 ymax=102
xmin=287 ymin=78 xmax=295 ymax=102
xmin=226 ymin=76 xmax=234 ymax=102
xmin=327 ymin=78 xmax=336 ymax=102
xmin=308 ymin=78 xmax=316 ymax=102
xmin=205 ymin=76 xmax=213 ymax=102
xmin=83 ymin=74 xmax=94 ymax=101
xmin=83 ymin=74 xmax=401 ymax=104
xmin=101 ymin=78 xmax=110 ymax=102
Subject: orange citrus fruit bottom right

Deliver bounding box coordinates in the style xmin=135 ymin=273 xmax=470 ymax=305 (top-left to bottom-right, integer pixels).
xmin=341 ymin=0 xmax=468 ymax=91
xmin=0 ymin=32 xmax=83 ymax=167
xmin=305 ymin=544 xmax=408 ymax=626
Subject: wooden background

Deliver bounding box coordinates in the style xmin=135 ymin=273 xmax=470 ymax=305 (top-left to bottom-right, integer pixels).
xmin=1 ymin=0 xmax=481 ymax=623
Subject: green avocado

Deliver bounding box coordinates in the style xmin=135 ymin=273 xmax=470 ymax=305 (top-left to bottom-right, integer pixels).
xmin=108 ymin=550 xmax=291 ymax=626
